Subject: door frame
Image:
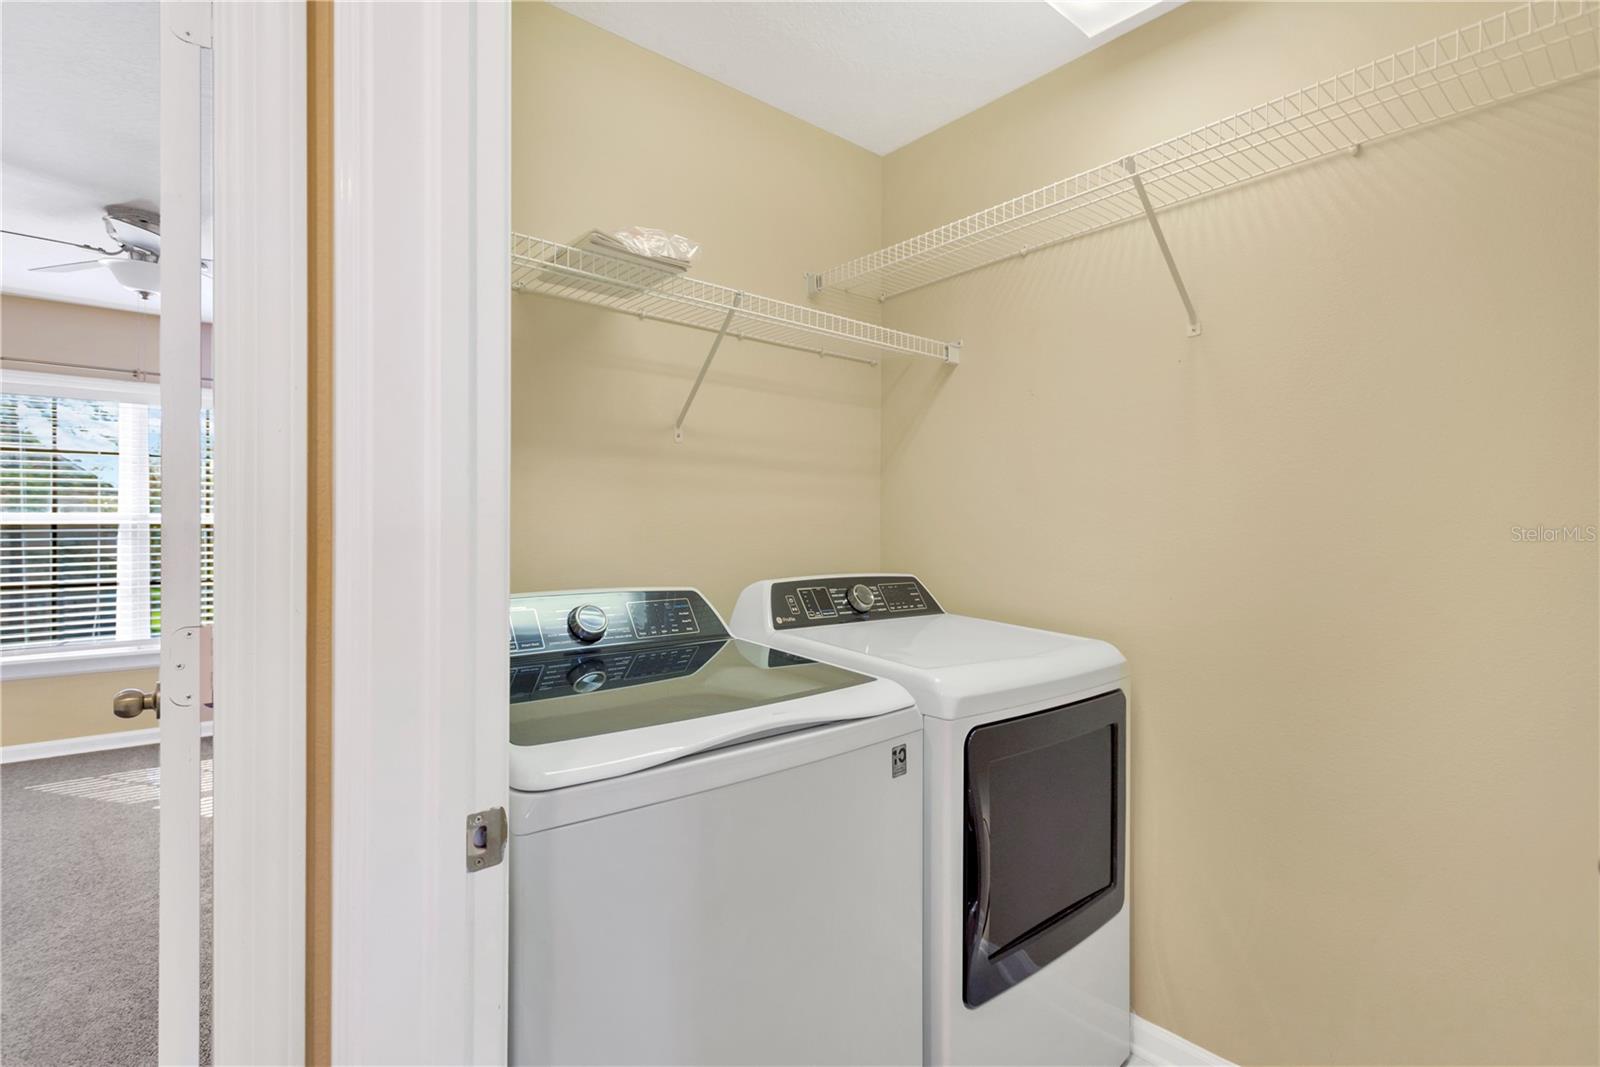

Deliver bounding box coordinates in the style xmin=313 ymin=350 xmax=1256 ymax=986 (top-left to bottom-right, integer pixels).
xmin=329 ymin=2 xmax=511 ymax=1062
xmin=157 ymin=4 xmax=206 ymax=1061
xmin=211 ymin=2 xmax=310 ymax=1063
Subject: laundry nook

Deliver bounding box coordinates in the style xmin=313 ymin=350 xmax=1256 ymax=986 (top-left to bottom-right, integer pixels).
xmin=0 ymin=3 xmax=1593 ymax=1065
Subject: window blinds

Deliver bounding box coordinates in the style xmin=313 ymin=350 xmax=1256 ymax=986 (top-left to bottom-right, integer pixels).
xmin=0 ymin=389 xmax=215 ymax=652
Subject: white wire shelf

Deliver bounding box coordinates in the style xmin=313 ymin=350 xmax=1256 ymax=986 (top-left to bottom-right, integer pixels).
xmin=809 ymin=0 xmax=1600 ymax=301
xmin=511 ymin=233 xmax=960 ymax=440
xmin=511 ymin=234 xmax=961 ymax=364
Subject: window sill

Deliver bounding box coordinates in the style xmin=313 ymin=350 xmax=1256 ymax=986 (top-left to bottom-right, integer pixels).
xmin=1 ymin=645 xmax=162 ymax=681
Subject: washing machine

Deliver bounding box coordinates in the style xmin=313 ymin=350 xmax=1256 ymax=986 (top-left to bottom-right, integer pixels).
xmin=507 ymin=587 xmax=923 ymax=1066
xmin=731 ymin=575 xmax=1130 ymax=1067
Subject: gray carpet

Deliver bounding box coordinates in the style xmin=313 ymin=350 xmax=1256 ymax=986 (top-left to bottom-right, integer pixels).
xmin=2 ymin=742 xmax=212 ymax=1066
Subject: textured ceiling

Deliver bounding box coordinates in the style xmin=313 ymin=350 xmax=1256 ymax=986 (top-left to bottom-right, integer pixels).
xmin=552 ymin=1 xmax=1180 ymax=155
xmin=1 ymin=1 xmax=211 ymax=317
xmin=0 ymin=2 xmax=1176 ymax=316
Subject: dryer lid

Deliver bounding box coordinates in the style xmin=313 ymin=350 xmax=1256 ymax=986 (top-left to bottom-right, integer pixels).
xmin=789 ymin=613 xmax=1120 ymax=672
xmin=730 ymin=578 xmax=1127 ymax=720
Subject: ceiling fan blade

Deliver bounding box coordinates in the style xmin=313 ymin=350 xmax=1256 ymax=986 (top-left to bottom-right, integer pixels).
xmin=31 ymin=259 xmax=107 ymax=273
xmin=2 ymin=229 xmax=120 ymax=257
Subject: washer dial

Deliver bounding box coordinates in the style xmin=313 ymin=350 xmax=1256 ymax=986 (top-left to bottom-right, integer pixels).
xmin=567 ymin=659 xmax=607 ymax=693
xmin=567 ymin=604 xmax=608 ymax=643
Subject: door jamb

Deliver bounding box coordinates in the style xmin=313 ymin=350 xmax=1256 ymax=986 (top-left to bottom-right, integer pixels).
xmin=157 ymin=5 xmax=206 ymax=1061
xmin=329 ymin=3 xmax=511 ymax=1062
xmin=211 ymin=3 xmax=310 ymax=1062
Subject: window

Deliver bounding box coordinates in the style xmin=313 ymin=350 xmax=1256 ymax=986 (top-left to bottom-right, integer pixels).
xmin=0 ymin=371 xmax=213 ymax=674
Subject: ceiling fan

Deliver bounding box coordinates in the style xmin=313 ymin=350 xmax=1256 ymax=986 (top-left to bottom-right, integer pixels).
xmin=2 ymin=204 xmax=210 ymax=301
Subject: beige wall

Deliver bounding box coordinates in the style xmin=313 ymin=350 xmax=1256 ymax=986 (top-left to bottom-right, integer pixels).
xmin=1 ymin=668 xmax=157 ymax=747
xmin=1 ymin=295 xmax=181 ymax=746
xmin=880 ymin=3 xmax=1598 ymax=1063
xmin=2 ymin=293 xmax=212 ymax=381
xmin=512 ymin=3 xmax=1596 ymax=1060
xmin=511 ymin=5 xmax=885 ymax=613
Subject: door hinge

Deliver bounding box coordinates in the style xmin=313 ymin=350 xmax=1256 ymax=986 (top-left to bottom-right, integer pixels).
xmin=162 ymin=625 xmax=213 ymax=711
xmin=466 ymin=807 xmax=508 ymax=872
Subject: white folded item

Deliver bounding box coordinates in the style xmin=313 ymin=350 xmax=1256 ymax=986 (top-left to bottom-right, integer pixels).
xmin=574 ymin=228 xmax=698 ymax=271
xmin=546 ymin=231 xmax=688 ymax=300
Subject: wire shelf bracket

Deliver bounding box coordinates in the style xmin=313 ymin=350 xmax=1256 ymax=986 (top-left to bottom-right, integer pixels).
xmin=1124 ymin=157 xmax=1202 ymax=337
xmin=675 ymin=292 xmax=742 ymax=442
xmin=511 ymin=233 xmax=962 ymax=441
xmin=807 ymin=0 xmax=1600 ymax=330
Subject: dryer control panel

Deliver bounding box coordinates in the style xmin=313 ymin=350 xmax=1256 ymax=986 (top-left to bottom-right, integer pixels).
xmin=769 ymin=575 xmax=943 ymax=630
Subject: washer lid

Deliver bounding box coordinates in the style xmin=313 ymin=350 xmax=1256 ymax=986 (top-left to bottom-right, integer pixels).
xmin=509 ymin=638 xmax=910 ymax=792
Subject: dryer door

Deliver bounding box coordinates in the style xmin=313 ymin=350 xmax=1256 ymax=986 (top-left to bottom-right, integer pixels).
xmin=963 ymin=689 xmax=1126 ymax=1007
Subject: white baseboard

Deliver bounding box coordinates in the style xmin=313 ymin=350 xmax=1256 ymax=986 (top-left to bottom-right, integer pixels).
xmin=1132 ymin=1013 xmax=1235 ymax=1066
xmin=2 ymin=720 xmax=214 ymax=764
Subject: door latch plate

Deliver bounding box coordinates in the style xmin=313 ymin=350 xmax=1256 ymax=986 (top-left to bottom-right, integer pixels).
xmin=466 ymin=807 xmax=507 ymax=871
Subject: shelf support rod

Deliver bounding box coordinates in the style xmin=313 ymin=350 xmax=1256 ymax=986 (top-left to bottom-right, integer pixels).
xmin=1124 ymin=157 xmax=1202 ymax=338
xmin=675 ymin=291 xmax=744 ymax=442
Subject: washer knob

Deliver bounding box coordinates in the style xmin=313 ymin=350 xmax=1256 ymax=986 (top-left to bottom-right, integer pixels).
xmin=567 ymin=659 xmax=607 ymax=694
xmin=847 ymin=584 xmax=876 ymax=613
xmin=567 ymin=604 xmax=608 ymax=643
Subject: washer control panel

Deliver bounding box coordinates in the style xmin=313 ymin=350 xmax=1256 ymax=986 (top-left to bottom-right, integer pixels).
xmin=510 ymin=639 xmax=726 ymax=704
xmin=769 ymin=575 xmax=943 ymax=630
xmin=509 ymin=588 xmax=726 ymax=657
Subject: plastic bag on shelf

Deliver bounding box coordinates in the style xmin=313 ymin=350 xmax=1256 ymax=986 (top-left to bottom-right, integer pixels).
xmin=560 ymin=229 xmax=696 ymax=298
xmin=606 ymin=227 xmax=700 ymax=267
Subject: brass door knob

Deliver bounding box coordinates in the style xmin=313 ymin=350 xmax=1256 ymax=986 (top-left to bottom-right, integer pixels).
xmin=112 ymin=684 xmax=160 ymax=720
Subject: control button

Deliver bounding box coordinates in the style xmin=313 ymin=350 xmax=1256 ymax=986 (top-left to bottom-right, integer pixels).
xmin=798 ymin=587 xmax=836 ymax=619
xmin=567 ymin=659 xmax=607 ymax=694
xmin=848 ymin=584 xmax=875 ymax=613
xmin=567 ymin=604 xmax=608 ymax=643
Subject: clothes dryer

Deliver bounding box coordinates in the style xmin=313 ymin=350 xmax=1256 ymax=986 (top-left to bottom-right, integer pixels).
xmin=732 ymin=575 xmax=1130 ymax=1067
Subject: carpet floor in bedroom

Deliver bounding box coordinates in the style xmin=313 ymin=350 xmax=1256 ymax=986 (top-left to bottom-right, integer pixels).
xmin=1 ymin=741 xmax=212 ymax=1066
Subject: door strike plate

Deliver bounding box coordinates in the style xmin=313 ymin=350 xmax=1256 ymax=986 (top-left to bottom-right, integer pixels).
xmin=466 ymin=807 xmax=508 ymax=872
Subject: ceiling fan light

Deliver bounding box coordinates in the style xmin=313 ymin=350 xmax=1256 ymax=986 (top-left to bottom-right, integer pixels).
xmin=106 ymin=257 xmax=161 ymax=296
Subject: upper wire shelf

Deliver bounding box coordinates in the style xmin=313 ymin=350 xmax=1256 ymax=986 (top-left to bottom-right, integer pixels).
xmin=511 ymin=234 xmax=961 ymax=364
xmin=809 ymin=0 xmax=1600 ymax=301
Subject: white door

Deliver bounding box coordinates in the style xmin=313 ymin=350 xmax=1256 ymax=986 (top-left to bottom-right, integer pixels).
xmin=157 ymin=2 xmax=209 ymax=1061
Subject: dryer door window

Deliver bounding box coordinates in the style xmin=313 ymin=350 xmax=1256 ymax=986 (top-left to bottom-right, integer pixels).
xmin=962 ymin=689 xmax=1126 ymax=1007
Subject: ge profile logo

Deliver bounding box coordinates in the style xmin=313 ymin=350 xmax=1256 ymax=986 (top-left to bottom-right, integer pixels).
xmin=891 ymin=744 xmax=907 ymax=778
